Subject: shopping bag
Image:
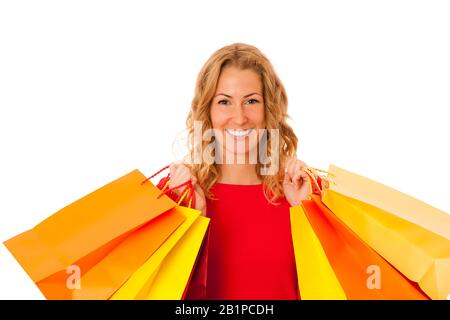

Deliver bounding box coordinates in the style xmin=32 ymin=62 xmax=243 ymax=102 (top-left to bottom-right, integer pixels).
xmin=136 ymin=165 xmax=211 ymax=300
xmin=325 ymin=165 xmax=450 ymax=239
xmin=154 ymin=166 xmax=211 ymax=300
xmin=291 ymin=194 xmax=429 ymax=299
xmin=111 ymin=190 xmax=210 ymax=300
xmin=146 ymin=215 xmax=209 ymax=300
xmin=290 ymin=199 xmax=346 ymax=299
xmin=3 ymin=169 xmax=184 ymax=299
xmin=183 ymin=225 xmax=210 ymax=300
xmin=308 ymin=165 xmax=450 ymax=300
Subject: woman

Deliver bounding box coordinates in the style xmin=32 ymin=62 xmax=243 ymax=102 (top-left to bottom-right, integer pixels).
xmin=167 ymin=43 xmax=310 ymax=300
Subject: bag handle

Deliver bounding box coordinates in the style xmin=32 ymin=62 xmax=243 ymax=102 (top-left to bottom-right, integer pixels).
xmin=141 ymin=165 xmax=196 ymax=208
xmin=140 ymin=165 xmax=170 ymax=185
xmin=303 ymin=166 xmax=336 ymax=197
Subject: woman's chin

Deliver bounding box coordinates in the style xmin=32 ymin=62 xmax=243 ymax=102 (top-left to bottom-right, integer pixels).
xmin=222 ymin=147 xmax=259 ymax=161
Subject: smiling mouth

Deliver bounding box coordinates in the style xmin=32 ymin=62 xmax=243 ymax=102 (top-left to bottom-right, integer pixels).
xmin=225 ymin=129 xmax=254 ymax=139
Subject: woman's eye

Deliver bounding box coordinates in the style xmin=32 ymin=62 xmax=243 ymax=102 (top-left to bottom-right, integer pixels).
xmin=218 ymin=99 xmax=230 ymax=105
xmin=245 ymin=99 xmax=259 ymax=105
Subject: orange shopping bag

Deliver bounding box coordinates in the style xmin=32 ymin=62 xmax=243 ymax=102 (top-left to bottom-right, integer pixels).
xmin=3 ymin=168 xmax=186 ymax=299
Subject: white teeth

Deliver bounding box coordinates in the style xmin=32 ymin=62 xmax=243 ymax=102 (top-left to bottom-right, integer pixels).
xmin=226 ymin=129 xmax=253 ymax=137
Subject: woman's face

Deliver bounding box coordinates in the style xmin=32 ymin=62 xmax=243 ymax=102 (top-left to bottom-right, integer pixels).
xmin=210 ymin=66 xmax=265 ymax=161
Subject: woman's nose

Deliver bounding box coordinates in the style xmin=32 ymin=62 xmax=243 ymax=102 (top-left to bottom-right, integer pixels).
xmin=232 ymin=106 xmax=247 ymax=125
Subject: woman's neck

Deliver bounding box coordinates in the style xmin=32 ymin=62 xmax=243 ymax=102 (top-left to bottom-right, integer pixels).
xmin=217 ymin=164 xmax=262 ymax=185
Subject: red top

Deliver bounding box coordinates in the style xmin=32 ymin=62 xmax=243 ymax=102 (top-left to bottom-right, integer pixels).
xmin=204 ymin=182 xmax=299 ymax=300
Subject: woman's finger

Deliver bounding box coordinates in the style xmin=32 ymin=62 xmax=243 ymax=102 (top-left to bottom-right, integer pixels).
xmin=191 ymin=175 xmax=198 ymax=186
xmin=292 ymin=165 xmax=301 ymax=189
xmin=292 ymin=164 xmax=303 ymax=189
xmin=169 ymin=163 xmax=192 ymax=194
xmin=292 ymin=160 xmax=303 ymax=189
xmin=287 ymin=158 xmax=296 ymax=181
xmin=284 ymin=158 xmax=294 ymax=184
xmin=169 ymin=162 xmax=179 ymax=176
xmin=292 ymin=166 xmax=309 ymax=190
xmin=283 ymin=168 xmax=291 ymax=184
xmin=290 ymin=159 xmax=299 ymax=182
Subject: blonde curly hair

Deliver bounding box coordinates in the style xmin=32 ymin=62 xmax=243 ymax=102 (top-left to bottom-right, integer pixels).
xmin=186 ymin=43 xmax=298 ymax=204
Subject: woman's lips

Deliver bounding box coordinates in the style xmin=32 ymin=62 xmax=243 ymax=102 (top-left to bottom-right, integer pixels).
xmin=225 ymin=129 xmax=254 ymax=140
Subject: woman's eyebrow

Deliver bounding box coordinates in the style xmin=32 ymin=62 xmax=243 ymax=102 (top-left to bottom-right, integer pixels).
xmin=214 ymin=92 xmax=262 ymax=98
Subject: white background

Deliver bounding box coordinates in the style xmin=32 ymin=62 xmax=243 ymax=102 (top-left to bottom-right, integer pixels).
xmin=1 ymin=1 xmax=449 ymax=299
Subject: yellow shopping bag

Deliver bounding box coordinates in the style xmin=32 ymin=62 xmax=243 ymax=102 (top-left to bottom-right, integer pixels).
xmin=325 ymin=165 xmax=450 ymax=239
xmin=111 ymin=205 xmax=210 ymax=300
xmin=290 ymin=204 xmax=346 ymax=300
xmin=145 ymin=214 xmax=210 ymax=300
xmin=317 ymin=165 xmax=450 ymax=300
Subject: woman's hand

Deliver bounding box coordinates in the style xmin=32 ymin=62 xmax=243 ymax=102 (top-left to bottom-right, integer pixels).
xmin=169 ymin=161 xmax=207 ymax=216
xmin=282 ymin=157 xmax=311 ymax=207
